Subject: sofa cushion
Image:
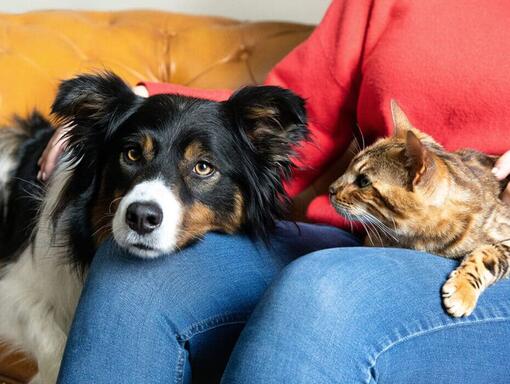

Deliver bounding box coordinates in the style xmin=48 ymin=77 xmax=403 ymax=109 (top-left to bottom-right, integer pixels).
xmin=0 ymin=10 xmax=312 ymax=125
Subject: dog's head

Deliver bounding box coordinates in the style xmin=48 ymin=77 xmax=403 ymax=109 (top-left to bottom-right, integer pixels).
xmin=51 ymin=72 xmax=307 ymax=262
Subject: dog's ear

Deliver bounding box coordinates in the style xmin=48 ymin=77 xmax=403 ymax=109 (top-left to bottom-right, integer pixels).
xmin=225 ymin=86 xmax=308 ymax=169
xmin=50 ymin=72 xmax=140 ymax=238
xmin=52 ymin=72 xmax=140 ymax=152
xmin=223 ymin=86 xmax=309 ymax=239
xmin=51 ymin=71 xmax=142 ymax=174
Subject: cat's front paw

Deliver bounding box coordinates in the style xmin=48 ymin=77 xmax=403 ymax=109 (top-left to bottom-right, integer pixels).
xmin=441 ymin=270 xmax=480 ymax=317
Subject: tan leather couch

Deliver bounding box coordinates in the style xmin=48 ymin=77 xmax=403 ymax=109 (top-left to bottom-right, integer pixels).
xmin=0 ymin=10 xmax=313 ymax=384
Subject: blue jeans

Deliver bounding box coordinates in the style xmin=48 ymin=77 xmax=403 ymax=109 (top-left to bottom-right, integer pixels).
xmin=58 ymin=222 xmax=510 ymax=383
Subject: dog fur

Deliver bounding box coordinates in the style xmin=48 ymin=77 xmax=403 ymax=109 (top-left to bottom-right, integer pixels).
xmin=0 ymin=72 xmax=308 ymax=383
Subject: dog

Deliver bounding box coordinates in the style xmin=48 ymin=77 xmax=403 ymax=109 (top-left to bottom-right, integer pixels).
xmin=0 ymin=72 xmax=308 ymax=383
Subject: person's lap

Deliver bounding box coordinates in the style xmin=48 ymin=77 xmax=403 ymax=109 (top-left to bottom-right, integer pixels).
xmin=222 ymin=247 xmax=510 ymax=383
xmin=57 ymin=222 xmax=510 ymax=384
xmin=57 ymin=222 xmax=359 ymax=383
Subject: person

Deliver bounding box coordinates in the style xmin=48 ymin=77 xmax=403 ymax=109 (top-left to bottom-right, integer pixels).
xmin=39 ymin=0 xmax=510 ymax=383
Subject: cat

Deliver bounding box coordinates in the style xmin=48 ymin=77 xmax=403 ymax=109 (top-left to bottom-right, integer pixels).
xmin=329 ymin=100 xmax=510 ymax=317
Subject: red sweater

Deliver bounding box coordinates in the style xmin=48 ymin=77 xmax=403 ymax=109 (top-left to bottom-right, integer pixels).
xmin=142 ymin=0 xmax=510 ymax=229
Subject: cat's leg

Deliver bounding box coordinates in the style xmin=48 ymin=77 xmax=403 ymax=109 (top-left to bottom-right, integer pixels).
xmin=442 ymin=243 xmax=510 ymax=317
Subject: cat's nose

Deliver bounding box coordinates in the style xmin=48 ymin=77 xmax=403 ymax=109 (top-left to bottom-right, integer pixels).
xmin=329 ymin=185 xmax=337 ymax=196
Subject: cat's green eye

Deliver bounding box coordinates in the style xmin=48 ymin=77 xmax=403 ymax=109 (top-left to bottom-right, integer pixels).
xmin=355 ymin=174 xmax=371 ymax=188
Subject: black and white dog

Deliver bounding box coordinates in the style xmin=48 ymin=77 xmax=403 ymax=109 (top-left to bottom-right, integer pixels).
xmin=0 ymin=72 xmax=308 ymax=383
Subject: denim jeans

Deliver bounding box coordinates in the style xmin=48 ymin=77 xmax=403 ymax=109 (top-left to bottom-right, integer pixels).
xmin=58 ymin=222 xmax=510 ymax=383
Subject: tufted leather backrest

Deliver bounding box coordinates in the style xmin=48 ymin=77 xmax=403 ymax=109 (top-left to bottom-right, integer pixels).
xmin=0 ymin=10 xmax=312 ymax=125
xmin=0 ymin=10 xmax=312 ymax=384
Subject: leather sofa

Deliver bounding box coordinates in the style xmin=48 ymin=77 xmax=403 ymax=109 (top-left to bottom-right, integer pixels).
xmin=0 ymin=10 xmax=313 ymax=384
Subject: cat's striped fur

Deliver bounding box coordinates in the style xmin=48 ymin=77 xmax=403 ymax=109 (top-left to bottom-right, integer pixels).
xmin=330 ymin=101 xmax=510 ymax=317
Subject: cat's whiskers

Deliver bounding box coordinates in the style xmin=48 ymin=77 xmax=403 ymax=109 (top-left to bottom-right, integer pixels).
xmin=347 ymin=204 xmax=398 ymax=242
xmin=389 ymin=215 xmax=397 ymax=232
xmin=354 ymin=211 xmax=386 ymax=245
xmin=359 ymin=220 xmax=375 ymax=246
xmin=348 ymin=206 xmax=379 ymax=245
xmin=359 ymin=210 xmax=398 ymax=242
xmin=350 ymin=136 xmax=362 ymax=155
xmin=366 ymin=221 xmax=385 ymax=245
xmin=334 ymin=200 xmax=398 ymax=243
xmin=354 ymin=123 xmax=366 ymax=150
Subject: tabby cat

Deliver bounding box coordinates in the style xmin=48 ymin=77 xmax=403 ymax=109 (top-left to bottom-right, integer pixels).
xmin=329 ymin=101 xmax=510 ymax=317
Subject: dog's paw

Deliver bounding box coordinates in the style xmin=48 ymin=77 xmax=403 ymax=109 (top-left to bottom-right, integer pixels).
xmin=441 ymin=270 xmax=480 ymax=317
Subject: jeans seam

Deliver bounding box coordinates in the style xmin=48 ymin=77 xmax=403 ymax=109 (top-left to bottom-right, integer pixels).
xmin=366 ymin=316 xmax=510 ymax=384
xmin=176 ymin=312 xmax=250 ymax=343
xmin=174 ymin=347 xmax=186 ymax=384
xmin=172 ymin=313 xmax=250 ymax=383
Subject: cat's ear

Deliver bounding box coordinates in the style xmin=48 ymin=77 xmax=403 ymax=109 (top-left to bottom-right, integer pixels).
xmin=391 ymin=100 xmax=414 ymax=139
xmin=390 ymin=100 xmax=438 ymax=145
xmin=405 ymin=130 xmax=432 ymax=187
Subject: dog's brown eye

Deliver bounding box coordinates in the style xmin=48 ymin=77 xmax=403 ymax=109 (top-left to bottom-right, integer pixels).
xmin=193 ymin=161 xmax=215 ymax=177
xmin=355 ymin=174 xmax=371 ymax=188
xmin=124 ymin=148 xmax=142 ymax=163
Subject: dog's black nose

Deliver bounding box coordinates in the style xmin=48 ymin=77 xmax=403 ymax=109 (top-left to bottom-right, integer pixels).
xmin=126 ymin=202 xmax=163 ymax=235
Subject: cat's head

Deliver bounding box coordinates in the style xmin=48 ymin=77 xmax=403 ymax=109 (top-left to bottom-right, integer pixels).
xmin=329 ymin=100 xmax=448 ymax=232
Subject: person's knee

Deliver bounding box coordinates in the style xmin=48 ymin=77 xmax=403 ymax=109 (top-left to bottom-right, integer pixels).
xmin=269 ymin=247 xmax=433 ymax=323
xmin=275 ymin=247 xmax=395 ymax=295
xmin=82 ymin=233 xmax=281 ymax=328
xmin=78 ymin=239 xmax=171 ymax=319
xmin=224 ymin=248 xmax=414 ymax=383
